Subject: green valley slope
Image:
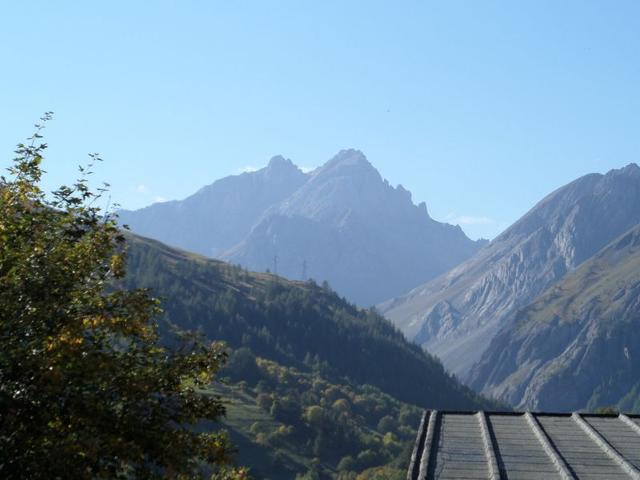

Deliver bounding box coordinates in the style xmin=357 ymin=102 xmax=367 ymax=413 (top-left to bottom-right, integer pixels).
xmin=121 ymin=234 xmax=499 ymax=478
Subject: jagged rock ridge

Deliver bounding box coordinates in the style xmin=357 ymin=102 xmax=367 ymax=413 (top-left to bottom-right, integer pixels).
xmin=119 ymin=149 xmax=483 ymax=305
xmin=381 ymin=163 xmax=640 ymax=380
xmin=119 ymin=155 xmax=308 ymax=257
xmin=469 ymin=223 xmax=640 ymax=412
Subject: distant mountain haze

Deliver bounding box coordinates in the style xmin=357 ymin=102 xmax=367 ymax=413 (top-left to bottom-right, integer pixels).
xmin=118 ymin=155 xmax=308 ymax=257
xmin=381 ymin=163 xmax=640 ymax=380
xmin=469 ymin=223 xmax=640 ymax=412
xmin=119 ymin=149 xmax=484 ymax=306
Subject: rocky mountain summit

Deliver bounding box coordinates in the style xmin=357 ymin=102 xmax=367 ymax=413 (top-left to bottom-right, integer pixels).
xmin=119 ymin=149 xmax=483 ymax=305
xmin=119 ymin=155 xmax=308 ymax=258
xmin=381 ymin=163 xmax=640 ymax=380
xmin=469 ymin=223 xmax=640 ymax=412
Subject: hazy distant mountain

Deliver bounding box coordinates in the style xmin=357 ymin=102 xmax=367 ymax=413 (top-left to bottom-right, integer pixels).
xmin=381 ymin=163 xmax=640 ymax=379
xmin=469 ymin=224 xmax=640 ymax=412
xmin=120 ymin=149 xmax=483 ymax=305
xmin=118 ymin=155 xmax=308 ymax=257
xmin=223 ymin=150 xmax=483 ymax=305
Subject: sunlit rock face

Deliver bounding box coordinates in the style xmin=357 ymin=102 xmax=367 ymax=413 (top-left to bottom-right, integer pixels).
xmin=120 ymin=149 xmax=483 ymax=306
xmin=382 ymin=163 xmax=640 ymax=380
xmin=470 ymin=223 xmax=640 ymax=412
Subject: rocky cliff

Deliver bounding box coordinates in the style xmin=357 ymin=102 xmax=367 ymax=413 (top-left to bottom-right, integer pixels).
xmin=120 ymin=149 xmax=483 ymax=305
xmin=381 ymin=164 xmax=640 ymax=379
xmin=469 ymin=224 xmax=640 ymax=412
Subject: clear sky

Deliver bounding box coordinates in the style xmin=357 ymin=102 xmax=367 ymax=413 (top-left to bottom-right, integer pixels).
xmin=2 ymin=1 xmax=639 ymax=239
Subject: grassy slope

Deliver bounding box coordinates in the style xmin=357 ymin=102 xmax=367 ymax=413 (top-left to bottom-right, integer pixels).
xmin=121 ymin=233 xmax=500 ymax=478
xmin=213 ymin=384 xmax=313 ymax=477
xmin=519 ymin=234 xmax=640 ymax=330
xmin=123 ymin=233 xmax=496 ymax=411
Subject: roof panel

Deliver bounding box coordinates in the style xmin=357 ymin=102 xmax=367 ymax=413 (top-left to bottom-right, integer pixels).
xmin=584 ymin=416 xmax=640 ymax=470
xmin=428 ymin=413 xmax=490 ymax=480
xmin=487 ymin=413 xmax=560 ymax=479
xmin=408 ymin=411 xmax=640 ymax=480
xmin=535 ymin=415 xmax=628 ymax=478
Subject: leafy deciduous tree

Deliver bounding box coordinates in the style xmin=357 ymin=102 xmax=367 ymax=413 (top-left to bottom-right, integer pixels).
xmin=0 ymin=115 xmax=247 ymax=479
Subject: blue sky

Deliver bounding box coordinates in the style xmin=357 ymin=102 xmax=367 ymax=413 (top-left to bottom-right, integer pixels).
xmin=1 ymin=1 xmax=639 ymax=239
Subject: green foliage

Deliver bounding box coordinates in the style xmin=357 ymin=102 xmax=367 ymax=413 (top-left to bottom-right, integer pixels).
xmin=377 ymin=416 xmax=397 ymax=433
xmin=0 ymin=118 xmax=247 ymax=479
xmin=304 ymin=405 xmax=326 ymax=427
xmin=295 ymin=469 xmax=320 ymax=480
xmin=355 ymin=466 xmax=406 ymax=480
xmin=211 ymin=356 xmax=422 ymax=478
xmin=594 ymin=406 xmax=620 ymax=415
xmin=123 ymin=236 xmax=500 ymax=412
xmin=337 ymin=456 xmax=357 ymax=472
xmin=120 ymin=221 xmax=503 ymax=478
xmin=226 ymin=348 xmax=261 ymax=385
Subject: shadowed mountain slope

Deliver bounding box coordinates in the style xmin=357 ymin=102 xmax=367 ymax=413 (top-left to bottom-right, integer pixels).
xmin=122 ymin=233 xmax=497 ymax=411
xmin=469 ymin=223 xmax=640 ymax=412
xmin=381 ymin=163 xmax=640 ymax=380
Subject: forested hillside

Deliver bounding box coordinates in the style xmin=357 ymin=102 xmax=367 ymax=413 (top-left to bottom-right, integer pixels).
xmin=121 ymin=233 xmax=499 ymax=478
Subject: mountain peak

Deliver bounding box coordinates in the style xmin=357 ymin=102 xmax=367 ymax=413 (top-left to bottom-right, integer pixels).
xmin=611 ymin=162 xmax=640 ymax=177
xmin=267 ymin=155 xmax=297 ymax=170
xmin=315 ymin=149 xmax=382 ymax=182
xmin=325 ymin=149 xmax=371 ymax=169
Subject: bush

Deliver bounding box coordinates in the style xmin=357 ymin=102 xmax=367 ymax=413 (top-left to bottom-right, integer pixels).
xmin=338 ymin=455 xmax=357 ymax=472
xmin=377 ymin=415 xmax=398 ymax=433
xmin=256 ymin=393 xmax=274 ymax=411
xmin=356 ymin=449 xmax=382 ymax=470
xmin=304 ymin=405 xmax=326 ymax=427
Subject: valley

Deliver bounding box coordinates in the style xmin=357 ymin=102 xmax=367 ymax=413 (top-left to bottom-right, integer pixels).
xmin=120 ymin=233 xmax=499 ymax=478
xmin=123 ymin=161 xmax=640 ymax=420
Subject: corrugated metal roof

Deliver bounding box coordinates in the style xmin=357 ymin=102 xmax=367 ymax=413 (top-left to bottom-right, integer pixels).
xmin=407 ymin=411 xmax=640 ymax=480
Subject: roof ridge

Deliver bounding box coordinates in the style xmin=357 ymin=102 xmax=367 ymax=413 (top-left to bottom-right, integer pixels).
xmin=572 ymin=413 xmax=640 ymax=480
xmin=524 ymin=412 xmax=574 ymax=480
xmin=477 ymin=411 xmax=501 ymax=480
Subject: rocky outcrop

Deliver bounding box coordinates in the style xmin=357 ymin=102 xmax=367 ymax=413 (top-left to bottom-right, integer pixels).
xmin=120 ymin=149 xmax=483 ymax=306
xmin=222 ymin=150 xmax=483 ymax=305
xmin=381 ymin=163 xmax=640 ymax=380
xmin=469 ymin=224 xmax=640 ymax=411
